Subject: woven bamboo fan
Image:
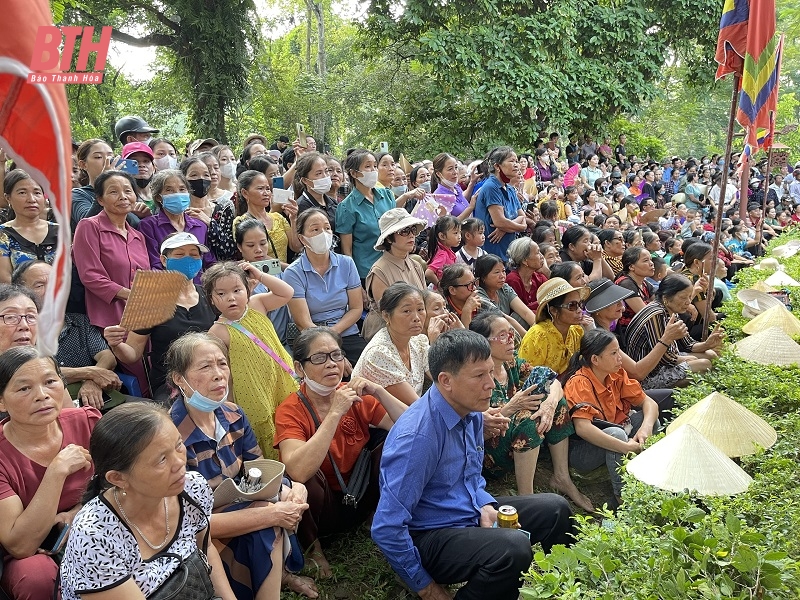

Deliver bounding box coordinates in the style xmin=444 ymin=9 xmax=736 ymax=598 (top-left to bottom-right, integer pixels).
xmin=119 ymin=270 xmax=187 ymax=330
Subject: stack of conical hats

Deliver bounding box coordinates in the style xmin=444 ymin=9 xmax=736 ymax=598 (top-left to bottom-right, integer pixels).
xmin=737 ymin=289 xmax=784 ymax=318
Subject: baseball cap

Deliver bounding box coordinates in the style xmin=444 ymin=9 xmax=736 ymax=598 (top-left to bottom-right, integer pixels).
xmin=121 ymin=142 xmax=154 ymax=159
xmin=160 ymin=232 xmax=209 ymax=255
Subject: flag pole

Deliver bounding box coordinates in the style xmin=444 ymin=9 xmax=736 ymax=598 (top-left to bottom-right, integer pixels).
xmin=702 ymin=74 xmax=741 ymax=340
xmin=760 ymin=145 xmax=774 ymax=239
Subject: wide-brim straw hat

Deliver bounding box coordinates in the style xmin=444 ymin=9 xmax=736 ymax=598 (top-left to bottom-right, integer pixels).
xmin=753 ymin=257 xmax=780 ymax=271
xmin=764 ymin=271 xmax=800 ymax=287
xmin=742 ymin=304 xmax=800 ymax=336
xmin=373 ymin=208 xmax=428 ymax=251
xmin=535 ymin=277 xmax=590 ymax=322
xmin=734 ymin=326 xmax=800 ymax=366
xmin=213 ymin=459 xmax=284 ymax=509
xmin=627 ymin=424 xmax=752 ymax=495
xmin=666 ymin=392 xmax=777 ymax=457
xmin=737 ymin=288 xmax=784 ymax=318
xmin=772 ymin=245 xmax=800 ymax=259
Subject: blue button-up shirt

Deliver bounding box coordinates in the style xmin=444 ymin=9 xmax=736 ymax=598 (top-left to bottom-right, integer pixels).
xmin=474 ymin=175 xmax=522 ymax=262
xmin=371 ymin=384 xmax=495 ymax=592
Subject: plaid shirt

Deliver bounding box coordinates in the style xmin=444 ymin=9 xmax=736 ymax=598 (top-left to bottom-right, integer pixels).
xmin=171 ymin=398 xmax=262 ymax=490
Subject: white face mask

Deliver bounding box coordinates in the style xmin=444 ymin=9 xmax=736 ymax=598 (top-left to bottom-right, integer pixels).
xmin=304 ymin=374 xmax=340 ymax=395
xmin=153 ymin=155 xmax=178 ymax=171
xmin=356 ymin=171 xmax=378 ymax=188
xmin=419 ymin=181 xmax=431 ymax=193
xmin=308 ymin=176 xmax=332 ymax=194
xmin=304 ymin=230 xmax=334 ymax=254
xmin=220 ymin=162 xmax=236 ymax=180
xmin=441 ymin=177 xmax=458 ymax=189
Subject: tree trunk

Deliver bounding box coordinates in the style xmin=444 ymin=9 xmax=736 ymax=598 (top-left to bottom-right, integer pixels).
xmin=305 ymin=5 xmax=312 ymax=72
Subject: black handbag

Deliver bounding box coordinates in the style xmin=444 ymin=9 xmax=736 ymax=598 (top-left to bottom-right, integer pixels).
xmin=297 ymin=390 xmax=371 ymax=509
xmin=147 ymin=493 xmax=221 ymax=600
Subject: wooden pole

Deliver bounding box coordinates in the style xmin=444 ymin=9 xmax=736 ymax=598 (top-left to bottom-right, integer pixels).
xmin=702 ymin=74 xmax=741 ymax=340
xmin=759 ymin=145 xmax=775 ymax=240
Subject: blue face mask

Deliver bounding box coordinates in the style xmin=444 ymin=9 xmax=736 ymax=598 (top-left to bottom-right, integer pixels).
xmin=162 ymin=192 xmax=191 ymax=214
xmin=391 ymin=185 xmax=407 ymax=197
xmin=181 ymin=378 xmax=229 ymax=412
xmin=165 ymin=256 xmax=203 ymax=280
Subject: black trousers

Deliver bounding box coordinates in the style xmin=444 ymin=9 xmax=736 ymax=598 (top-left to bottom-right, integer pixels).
xmin=410 ymin=494 xmax=574 ymax=600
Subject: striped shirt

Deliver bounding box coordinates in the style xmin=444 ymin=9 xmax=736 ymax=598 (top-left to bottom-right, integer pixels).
xmin=624 ymin=301 xmax=696 ymax=368
xmin=171 ymin=399 xmax=262 ymax=490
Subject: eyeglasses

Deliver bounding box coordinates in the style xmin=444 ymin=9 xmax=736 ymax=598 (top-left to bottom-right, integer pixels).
xmin=395 ymin=226 xmax=419 ymax=237
xmin=303 ymin=350 xmax=345 ymax=365
xmin=556 ymin=301 xmax=585 ymax=312
xmin=452 ymin=279 xmax=478 ymax=291
xmin=612 ymin=236 xmax=624 ymax=241
xmin=488 ymin=331 xmax=515 ymax=344
xmin=1 ymin=314 xmax=37 ymax=326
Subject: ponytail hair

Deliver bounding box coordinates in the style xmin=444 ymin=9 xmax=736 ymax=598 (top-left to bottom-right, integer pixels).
xmin=560 ymin=328 xmax=617 ymax=385
xmin=426 ymin=215 xmax=461 ymax=264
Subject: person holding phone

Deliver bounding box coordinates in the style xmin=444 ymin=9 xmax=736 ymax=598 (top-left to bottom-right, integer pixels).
xmin=0 ymin=347 xmax=98 ymax=600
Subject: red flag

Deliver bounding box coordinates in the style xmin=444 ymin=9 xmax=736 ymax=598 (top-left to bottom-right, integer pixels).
xmin=0 ymin=0 xmax=73 ymax=354
xmin=715 ymin=0 xmax=750 ymax=79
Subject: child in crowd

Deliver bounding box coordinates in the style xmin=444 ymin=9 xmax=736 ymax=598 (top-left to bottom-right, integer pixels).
xmin=663 ymin=237 xmax=683 ymax=265
xmin=425 ymin=215 xmax=461 ymax=287
xmin=646 ymin=256 xmax=668 ymax=290
xmin=455 ymin=217 xmax=486 ymax=269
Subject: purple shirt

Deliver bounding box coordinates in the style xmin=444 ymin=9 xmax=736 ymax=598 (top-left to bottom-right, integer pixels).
xmin=434 ymin=183 xmax=469 ymax=217
xmin=138 ymin=211 xmax=215 ymax=284
xmin=72 ymin=211 xmax=149 ymax=328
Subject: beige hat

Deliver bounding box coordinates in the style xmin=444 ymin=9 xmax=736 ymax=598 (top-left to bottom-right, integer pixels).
xmin=737 ymin=288 xmax=784 ymax=318
xmin=742 ymin=304 xmax=800 ymax=336
xmin=764 ymin=271 xmax=800 ymax=287
xmin=535 ymin=277 xmax=590 ymax=322
xmin=213 ymin=459 xmax=284 ymax=509
xmin=627 ymin=424 xmax=752 ymax=496
xmin=666 ymin=392 xmax=777 ymax=457
xmin=772 ymin=245 xmax=800 ymax=259
xmin=671 ymin=192 xmax=686 ymax=204
xmin=750 ymin=280 xmax=777 ymax=293
xmin=753 ymin=257 xmax=780 ymax=271
xmin=373 ymin=208 xmax=427 ymax=251
xmin=734 ymin=326 xmax=800 ymax=366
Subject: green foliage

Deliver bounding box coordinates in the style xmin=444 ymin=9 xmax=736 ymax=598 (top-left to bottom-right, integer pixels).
xmin=522 ymin=234 xmax=800 ymax=598
xmin=607 ymin=118 xmax=668 ymax=162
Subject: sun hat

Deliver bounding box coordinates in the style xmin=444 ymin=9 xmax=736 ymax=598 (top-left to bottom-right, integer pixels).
xmin=244 ymin=133 xmax=267 ymax=147
xmin=734 ymin=326 xmax=800 ymax=366
xmin=584 ymin=278 xmax=634 ymax=314
xmin=666 ymin=392 xmax=777 ymax=457
xmin=670 ymin=192 xmax=686 ymax=204
xmin=213 ymin=459 xmax=285 ymax=509
xmin=160 ymin=231 xmax=210 ymax=255
xmin=741 ymin=304 xmax=800 ymax=336
xmin=737 ymin=288 xmax=785 ymax=318
xmin=373 ymin=209 xmax=427 ymax=251
xmin=627 ymin=424 xmax=752 ymax=496
xmin=772 ymin=245 xmax=800 ymax=259
xmin=753 ymin=257 xmax=780 ymax=271
xmin=764 ymin=270 xmax=800 ymax=287
xmin=121 ymin=142 xmax=154 ymax=160
xmin=535 ymin=277 xmax=590 ymax=322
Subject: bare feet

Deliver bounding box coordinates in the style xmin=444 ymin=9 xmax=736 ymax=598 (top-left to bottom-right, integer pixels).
xmin=282 ymin=570 xmax=319 ymax=598
xmin=550 ymin=475 xmax=595 ymax=512
xmin=309 ymin=540 xmax=333 ymax=579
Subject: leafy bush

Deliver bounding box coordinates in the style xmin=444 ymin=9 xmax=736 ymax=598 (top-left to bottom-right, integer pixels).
xmin=522 ymin=233 xmax=800 ymax=598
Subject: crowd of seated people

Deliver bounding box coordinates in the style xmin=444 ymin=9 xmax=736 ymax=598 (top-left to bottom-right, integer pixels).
xmin=1 ymin=121 xmax=783 ymax=599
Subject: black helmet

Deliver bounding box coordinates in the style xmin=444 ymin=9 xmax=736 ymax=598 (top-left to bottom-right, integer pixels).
xmin=114 ymin=115 xmax=159 ymax=145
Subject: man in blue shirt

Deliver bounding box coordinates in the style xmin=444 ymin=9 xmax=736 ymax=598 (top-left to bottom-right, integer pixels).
xmin=371 ymin=330 xmax=574 ymax=600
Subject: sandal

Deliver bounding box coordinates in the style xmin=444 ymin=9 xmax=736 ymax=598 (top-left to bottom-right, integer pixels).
xmin=282 ymin=570 xmax=319 ymax=599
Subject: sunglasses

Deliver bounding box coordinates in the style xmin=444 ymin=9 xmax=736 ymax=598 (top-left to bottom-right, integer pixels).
xmin=395 ymin=226 xmax=419 ymax=237
xmin=488 ymin=331 xmax=515 ymax=344
xmin=557 ymin=301 xmax=585 ymax=312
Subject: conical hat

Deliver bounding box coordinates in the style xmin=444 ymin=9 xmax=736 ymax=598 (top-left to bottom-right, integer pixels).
xmin=627 ymin=425 xmax=752 ymax=495
xmin=398 ymin=153 xmax=413 ymax=174
xmin=734 ymin=326 xmax=800 ymax=366
xmin=750 ymin=280 xmax=777 ymax=293
xmin=764 ymin=271 xmax=800 ymax=287
xmin=742 ymin=304 xmax=800 ymax=336
xmin=737 ymin=288 xmax=784 ymax=318
xmin=666 ymin=392 xmax=777 ymax=457
xmin=772 ymin=245 xmax=800 ymax=259
xmin=787 ymin=240 xmax=800 ymax=248
xmin=753 ymin=257 xmax=780 ymax=271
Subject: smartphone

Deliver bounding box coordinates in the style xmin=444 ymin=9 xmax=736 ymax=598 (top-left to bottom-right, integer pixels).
xmin=42 ymin=523 xmax=70 ymax=554
xmin=296 ymin=123 xmax=307 ymax=147
xmin=119 ymin=159 xmax=138 ymax=175
xmin=379 ymin=141 xmax=389 ymax=153
xmin=272 ymin=176 xmax=284 ymax=191
xmin=252 ymin=259 xmax=281 ymax=276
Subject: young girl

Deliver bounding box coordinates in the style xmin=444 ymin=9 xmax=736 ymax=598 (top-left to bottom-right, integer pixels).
xmin=454 ymin=217 xmax=486 ymax=269
xmin=663 ymin=237 xmax=683 ymax=266
xmin=204 ymin=261 xmax=297 ymax=457
xmin=425 ymin=215 xmax=461 ymax=286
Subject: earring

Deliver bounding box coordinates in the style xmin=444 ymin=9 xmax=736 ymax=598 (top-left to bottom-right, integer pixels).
xmin=120 ymin=487 xmax=127 ymax=497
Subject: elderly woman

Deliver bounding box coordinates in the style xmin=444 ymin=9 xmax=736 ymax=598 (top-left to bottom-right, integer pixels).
xmin=284 ymin=208 xmax=366 ymax=365
xmin=474 ymin=254 xmax=536 ymax=335
xmin=103 ymin=232 xmax=217 ymax=403
xmin=72 ymin=171 xmax=150 ymax=328
xmin=598 ymin=229 xmax=625 ymax=279
xmin=205 ymin=262 xmax=297 ymax=457
xmin=559 ymin=225 xmax=613 ymax=282
xmin=167 ymin=332 xmax=315 ymax=599
xmin=363 ymin=209 xmax=427 ymax=339
xmin=187 ymin=154 xmax=238 ymax=261
xmin=563 ymin=329 xmax=661 ymax=505
xmin=336 ymin=150 xmax=398 ymax=280
xmin=352 ymin=283 xmax=451 ymax=406
xmin=440 ymin=264 xmax=485 ymax=329
xmin=625 ymin=274 xmax=723 ymax=389
xmin=139 ymin=169 xmax=215 ymax=282
xmin=294 ymin=152 xmax=339 ymax=233
xmin=60 ymin=403 xmax=236 ymax=600
xmin=506 ymin=237 xmax=549 ymax=316
xmin=469 ymin=312 xmax=593 ymax=510
xmin=0 ymin=347 xmax=97 ymax=599
xmin=518 ymin=278 xmax=589 ymax=375
xmin=275 ymin=328 xmax=407 ymax=578
xmin=0 ymin=170 xmax=58 ymax=283
xmin=474 ymin=146 xmax=527 ymax=261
